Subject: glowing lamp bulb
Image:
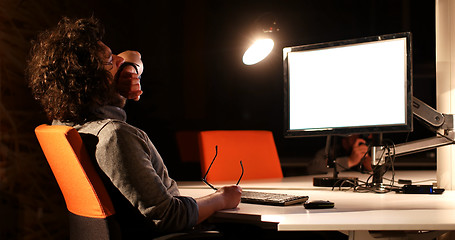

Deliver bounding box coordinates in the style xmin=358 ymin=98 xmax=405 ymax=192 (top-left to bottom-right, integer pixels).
xmin=242 ymin=38 xmax=274 ymax=65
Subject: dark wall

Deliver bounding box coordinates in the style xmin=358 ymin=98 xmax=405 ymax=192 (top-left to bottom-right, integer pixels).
xmin=0 ymin=1 xmax=437 ymax=238
xmin=56 ymin=0 xmax=436 ymax=175
xmin=10 ymin=0 xmax=438 ymax=175
xmin=114 ymin=0 xmax=437 ymax=174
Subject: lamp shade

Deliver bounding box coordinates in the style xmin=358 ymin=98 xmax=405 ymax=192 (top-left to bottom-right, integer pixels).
xmin=242 ymin=38 xmax=275 ymax=65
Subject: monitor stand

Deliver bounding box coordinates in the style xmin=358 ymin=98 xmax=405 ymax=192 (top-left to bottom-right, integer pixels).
xmin=313 ymin=135 xmax=358 ymax=187
xmin=368 ymin=133 xmax=388 ymax=193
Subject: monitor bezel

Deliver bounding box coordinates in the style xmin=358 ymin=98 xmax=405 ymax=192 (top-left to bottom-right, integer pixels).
xmin=283 ymin=32 xmax=413 ymax=138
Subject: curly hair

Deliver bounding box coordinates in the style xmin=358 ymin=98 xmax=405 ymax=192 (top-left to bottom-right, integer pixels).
xmin=26 ymin=17 xmax=114 ymax=124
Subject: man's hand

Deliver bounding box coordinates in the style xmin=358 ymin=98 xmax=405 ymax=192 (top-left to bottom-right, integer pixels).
xmin=195 ymin=185 xmax=242 ymax=224
xmin=117 ymin=70 xmax=142 ymax=101
xmin=116 ymin=50 xmax=144 ymax=101
xmin=216 ymin=185 xmax=242 ymax=209
xmin=348 ymin=138 xmax=370 ymax=169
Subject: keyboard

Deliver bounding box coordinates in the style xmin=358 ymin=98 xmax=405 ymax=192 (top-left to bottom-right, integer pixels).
xmin=241 ymin=190 xmax=309 ymax=206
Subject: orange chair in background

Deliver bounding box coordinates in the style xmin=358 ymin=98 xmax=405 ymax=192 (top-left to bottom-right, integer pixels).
xmin=35 ymin=124 xmax=120 ymax=240
xmin=198 ymin=130 xmax=283 ymax=182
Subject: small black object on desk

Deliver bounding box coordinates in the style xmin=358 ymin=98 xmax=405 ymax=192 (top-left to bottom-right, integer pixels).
xmin=304 ymin=200 xmax=335 ymax=209
xmin=399 ymin=185 xmax=445 ymax=194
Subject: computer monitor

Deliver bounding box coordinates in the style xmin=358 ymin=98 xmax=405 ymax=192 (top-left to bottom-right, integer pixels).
xmin=283 ymin=32 xmax=413 ymax=188
xmin=283 ymin=32 xmax=413 ymax=138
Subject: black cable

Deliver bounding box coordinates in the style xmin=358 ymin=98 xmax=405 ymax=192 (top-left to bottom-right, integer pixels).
xmin=329 ymin=137 xmax=401 ymax=194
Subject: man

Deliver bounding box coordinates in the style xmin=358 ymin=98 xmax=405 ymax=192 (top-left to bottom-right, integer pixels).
xmin=26 ymin=17 xmax=241 ymax=238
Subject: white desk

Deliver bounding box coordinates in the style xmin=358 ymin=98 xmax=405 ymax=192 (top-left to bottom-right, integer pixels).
xmin=179 ymin=170 xmax=455 ymax=240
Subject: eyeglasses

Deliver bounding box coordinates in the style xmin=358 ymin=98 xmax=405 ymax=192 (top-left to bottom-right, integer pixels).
xmin=104 ymin=61 xmax=113 ymax=70
xmin=202 ymin=145 xmax=244 ymax=191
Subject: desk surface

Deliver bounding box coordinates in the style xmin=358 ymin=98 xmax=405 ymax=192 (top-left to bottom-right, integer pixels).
xmin=179 ymin=170 xmax=455 ymax=232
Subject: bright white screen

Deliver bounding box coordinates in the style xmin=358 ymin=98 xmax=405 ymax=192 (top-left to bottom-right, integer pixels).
xmin=287 ymin=37 xmax=407 ymax=131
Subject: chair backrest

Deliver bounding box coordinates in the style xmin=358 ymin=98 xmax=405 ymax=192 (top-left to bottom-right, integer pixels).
xmin=35 ymin=124 xmax=119 ymax=240
xmin=198 ymin=130 xmax=283 ymax=182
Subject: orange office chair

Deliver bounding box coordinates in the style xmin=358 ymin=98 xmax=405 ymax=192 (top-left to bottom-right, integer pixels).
xmin=198 ymin=130 xmax=283 ymax=183
xmin=35 ymin=124 xmax=120 ymax=240
xmin=35 ymin=125 xmax=222 ymax=240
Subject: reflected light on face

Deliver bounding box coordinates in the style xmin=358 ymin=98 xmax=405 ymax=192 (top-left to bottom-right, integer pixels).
xmin=242 ymin=38 xmax=274 ymax=65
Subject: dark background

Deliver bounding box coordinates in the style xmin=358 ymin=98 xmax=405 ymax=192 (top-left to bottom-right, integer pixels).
xmin=103 ymin=0 xmax=437 ymax=177
xmin=38 ymin=0 xmax=439 ymax=176
xmin=0 ymin=1 xmax=438 ymax=238
xmin=0 ymin=0 xmax=438 ymax=180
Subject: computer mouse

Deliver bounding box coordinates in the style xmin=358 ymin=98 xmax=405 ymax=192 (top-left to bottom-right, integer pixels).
xmin=303 ymin=200 xmax=334 ymax=209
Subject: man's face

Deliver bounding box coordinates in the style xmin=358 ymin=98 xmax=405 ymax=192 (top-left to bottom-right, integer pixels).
xmin=98 ymin=41 xmax=124 ymax=81
xmin=98 ymin=41 xmax=127 ymax=107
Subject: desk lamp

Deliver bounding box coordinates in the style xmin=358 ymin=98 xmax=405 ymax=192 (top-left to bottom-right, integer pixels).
xmin=242 ymin=14 xmax=279 ymax=65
